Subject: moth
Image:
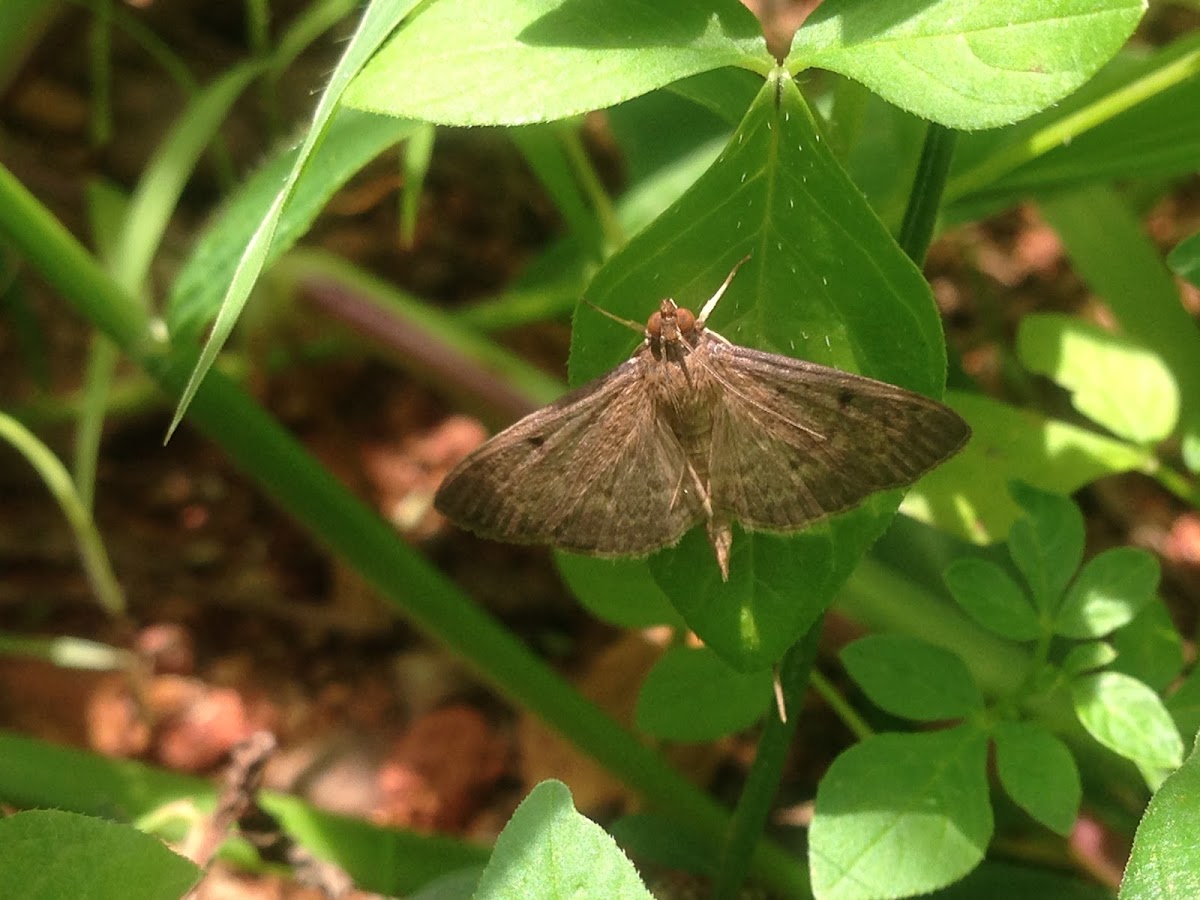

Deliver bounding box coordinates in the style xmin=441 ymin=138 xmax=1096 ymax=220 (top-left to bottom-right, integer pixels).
xmin=434 ymin=260 xmax=970 ymax=580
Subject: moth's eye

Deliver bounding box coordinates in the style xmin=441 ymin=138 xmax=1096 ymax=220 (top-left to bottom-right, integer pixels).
xmin=675 ymin=308 xmax=696 ymax=332
xmin=646 ymin=311 xmax=663 ymax=338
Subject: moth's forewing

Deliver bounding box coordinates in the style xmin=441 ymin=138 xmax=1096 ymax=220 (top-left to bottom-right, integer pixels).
xmin=702 ymin=338 xmax=970 ymax=530
xmin=433 ymin=352 xmax=707 ymax=555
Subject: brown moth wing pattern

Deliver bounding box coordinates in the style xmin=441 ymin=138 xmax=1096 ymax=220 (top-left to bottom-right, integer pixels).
xmin=433 ymin=355 xmax=708 ymax=555
xmin=703 ymin=341 xmax=971 ymax=530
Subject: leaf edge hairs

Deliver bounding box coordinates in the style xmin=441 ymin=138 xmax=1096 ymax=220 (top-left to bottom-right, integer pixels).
xmin=434 ymin=259 xmax=970 ymax=580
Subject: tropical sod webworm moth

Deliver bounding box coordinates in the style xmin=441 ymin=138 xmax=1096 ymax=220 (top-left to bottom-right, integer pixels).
xmin=435 ymin=259 xmax=970 ymax=580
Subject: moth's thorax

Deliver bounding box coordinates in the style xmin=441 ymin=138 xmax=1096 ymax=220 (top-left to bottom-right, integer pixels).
xmin=646 ymin=299 xmax=701 ymax=363
xmin=641 ymin=300 xmax=721 ymax=481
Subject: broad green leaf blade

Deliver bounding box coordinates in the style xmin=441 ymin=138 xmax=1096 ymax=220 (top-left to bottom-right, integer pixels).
xmin=608 ymin=813 xmax=718 ymax=879
xmin=1072 ymin=671 xmax=1184 ymax=781
xmin=573 ymin=72 xmax=950 ymax=670
xmin=344 ymin=0 xmax=770 ymax=126
xmin=474 ymin=780 xmax=652 ymax=899
xmin=1040 ymin=185 xmax=1200 ymax=471
xmin=1109 ymin=599 xmax=1184 ymax=692
xmin=943 ymin=557 xmax=1041 ymax=641
xmin=166 ymin=107 xmax=420 ymax=341
xmin=1120 ymin=738 xmax=1200 ymax=900
xmin=905 ymin=391 xmax=1149 ymax=544
xmin=635 ymin=645 xmax=771 ymax=740
xmin=1008 ymin=482 xmax=1085 ymax=611
xmin=993 ymin=721 xmax=1081 ymax=836
xmin=409 ymin=867 xmax=483 ymax=899
xmin=1017 ymin=313 xmax=1179 ymax=445
xmin=166 ymin=0 xmax=424 ymax=440
xmin=789 ymin=0 xmax=1145 ymax=130
xmin=1055 ymin=547 xmax=1160 ymax=639
xmin=1167 ymin=667 xmax=1200 ymax=747
xmin=555 ymin=553 xmax=681 ymax=629
xmin=840 ymin=635 xmax=983 ymax=721
xmin=0 ymin=809 xmax=201 ymax=900
xmin=949 ymin=35 xmax=1200 ymax=207
xmin=1169 ymin=228 xmax=1200 ymax=289
xmin=938 ymin=861 xmax=1113 ymax=900
xmin=1062 ymin=641 xmax=1119 ymax=677
xmin=810 ymin=726 xmax=992 ymax=900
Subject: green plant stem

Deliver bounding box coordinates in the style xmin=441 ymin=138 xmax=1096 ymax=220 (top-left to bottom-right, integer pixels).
xmin=0 ymin=633 xmax=131 ymax=671
xmin=0 ymin=411 xmax=126 ymax=617
xmin=946 ymin=34 xmax=1200 ymax=203
xmin=0 ymin=162 xmax=807 ymax=898
xmin=713 ymin=619 xmax=823 ymax=900
xmin=87 ymin=0 xmax=113 ymax=147
xmin=810 ymin=668 xmax=872 ymax=741
xmin=74 ymin=337 xmax=119 ymax=510
xmin=1153 ymin=461 xmax=1200 ymax=510
xmin=898 ymin=122 xmax=957 ymax=266
xmin=559 ymin=122 xmax=625 ymax=253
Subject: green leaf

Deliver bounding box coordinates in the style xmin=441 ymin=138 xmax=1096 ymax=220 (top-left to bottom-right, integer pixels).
xmin=949 ymin=35 xmax=1200 ymax=207
xmin=409 ymin=867 xmax=483 ymax=899
xmin=1061 ymin=641 xmax=1118 ymax=678
xmin=993 ymin=721 xmax=1081 ymax=836
xmin=937 ymin=861 xmax=1112 ymax=900
xmin=904 ymin=391 xmax=1149 ymax=544
xmin=474 ymin=780 xmax=652 ymax=899
xmin=113 ymin=60 xmax=264 ymax=296
xmin=635 ymin=646 xmax=771 ymax=741
xmin=810 ymin=726 xmax=992 ymax=899
xmin=166 ymin=108 xmax=420 ymax=341
xmin=840 ymin=635 xmax=983 ymax=721
xmin=1110 ymin=599 xmax=1184 ymax=692
xmin=1169 ymin=228 xmax=1200 ymax=290
xmin=1071 ymin=671 xmax=1184 ymax=779
xmin=943 ymin=557 xmax=1041 ymax=641
xmin=345 ymin=0 xmax=770 ymax=126
xmin=1017 ymin=313 xmax=1179 ymax=445
xmin=1120 ymin=738 xmax=1200 ymax=900
xmin=167 ymin=0 xmax=424 ymax=439
xmin=1167 ymin=666 xmax=1200 ymax=745
xmin=400 ymin=122 xmax=436 ymax=247
xmin=1055 ymin=547 xmax=1160 ymax=638
xmin=556 ymin=553 xmax=680 ymax=629
xmin=1040 ymin=186 xmax=1200 ymax=472
xmin=789 ymin=0 xmax=1144 ymax=129
xmin=0 ymin=810 xmax=200 ymax=900
xmin=1008 ymin=483 xmax=1085 ymax=610
xmin=574 ymin=73 xmax=950 ymax=670
xmin=608 ymin=813 xmax=717 ymax=879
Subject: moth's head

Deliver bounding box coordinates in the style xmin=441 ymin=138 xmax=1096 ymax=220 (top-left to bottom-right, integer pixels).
xmin=652 ymin=297 xmax=700 ymax=340
xmin=646 ymin=299 xmax=701 ymax=359
xmin=647 ymin=299 xmax=700 ymax=359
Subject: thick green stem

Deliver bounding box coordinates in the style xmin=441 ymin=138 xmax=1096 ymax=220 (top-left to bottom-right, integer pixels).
xmin=898 ymin=122 xmax=958 ymax=266
xmin=713 ymin=618 xmax=823 ymax=900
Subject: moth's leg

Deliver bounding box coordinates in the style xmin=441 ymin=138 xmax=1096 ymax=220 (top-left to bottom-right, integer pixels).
xmin=706 ymin=519 xmax=732 ymax=582
xmin=684 ymin=462 xmax=713 ymax=519
xmin=682 ymin=462 xmax=730 ymax=581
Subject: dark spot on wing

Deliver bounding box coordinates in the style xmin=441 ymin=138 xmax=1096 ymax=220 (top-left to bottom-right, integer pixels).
xmin=838 ymin=388 xmax=855 ymax=408
xmin=527 ymin=435 xmax=546 ymax=448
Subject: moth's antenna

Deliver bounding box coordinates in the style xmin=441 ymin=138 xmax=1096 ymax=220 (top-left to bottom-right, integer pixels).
xmin=581 ymin=297 xmax=646 ymax=336
xmin=697 ymin=254 xmax=752 ymax=326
